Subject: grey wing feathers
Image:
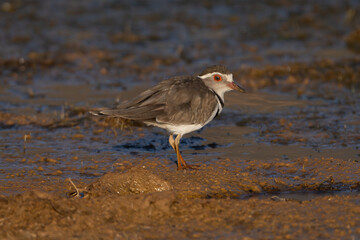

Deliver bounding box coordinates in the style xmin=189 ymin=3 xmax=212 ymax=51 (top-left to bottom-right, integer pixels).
xmin=96 ymin=80 xmax=171 ymax=121
xmin=156 ymin=77 xmax=218 ymax=125
xmin=94 ymin=76 xmax=218 ymax=125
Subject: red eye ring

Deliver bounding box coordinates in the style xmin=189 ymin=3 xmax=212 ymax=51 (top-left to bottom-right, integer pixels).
xmin=213 ymin=74 xmax=222 ymax=82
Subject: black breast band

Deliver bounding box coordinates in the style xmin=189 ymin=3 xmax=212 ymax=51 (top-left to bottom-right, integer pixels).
xmin=212 ymin=90 xmax=224 ymax=108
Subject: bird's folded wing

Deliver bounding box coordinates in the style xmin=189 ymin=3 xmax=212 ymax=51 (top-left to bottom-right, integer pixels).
xmin=95 ymin=76 xmax=218 ymax=125
xmin=156 ymin=78 xmax=218 ymax=125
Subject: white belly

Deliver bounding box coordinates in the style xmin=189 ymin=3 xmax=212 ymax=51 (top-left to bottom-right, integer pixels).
xmin=164 ymin=123 xmax=204 ymax=135
xmin=146 ymin=122 xmax=204 ymax=135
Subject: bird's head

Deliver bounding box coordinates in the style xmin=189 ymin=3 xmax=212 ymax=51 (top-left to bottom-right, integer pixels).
xmin=198 ymin=65 xmax=246 ymax=98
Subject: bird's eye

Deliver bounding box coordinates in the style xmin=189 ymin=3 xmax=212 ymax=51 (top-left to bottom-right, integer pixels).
xmin=213 ymin=74 xmax=222 ymax=82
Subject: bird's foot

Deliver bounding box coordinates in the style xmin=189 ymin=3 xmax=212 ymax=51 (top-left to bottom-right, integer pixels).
xmin=177 ymin=163 xmax=200 ymax=171
xmin=176 ymin=150 xmax=199 ymax=170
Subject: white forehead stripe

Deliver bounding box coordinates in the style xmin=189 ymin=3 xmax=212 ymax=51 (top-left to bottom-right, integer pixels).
xmin=198 ymin=72 xmax=233 ymax=82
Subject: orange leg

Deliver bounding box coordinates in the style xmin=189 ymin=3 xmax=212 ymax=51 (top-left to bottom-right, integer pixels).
xmin=170 ymin=134 xmax=199 ymax=170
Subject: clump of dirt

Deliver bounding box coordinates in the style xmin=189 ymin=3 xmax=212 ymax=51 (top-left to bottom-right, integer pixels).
xmin=81 ymin=166 xmax=172 ymax=197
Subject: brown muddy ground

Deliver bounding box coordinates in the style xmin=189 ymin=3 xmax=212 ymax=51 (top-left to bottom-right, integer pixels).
xmin=1 ymin=0 xmax=360 ymax=239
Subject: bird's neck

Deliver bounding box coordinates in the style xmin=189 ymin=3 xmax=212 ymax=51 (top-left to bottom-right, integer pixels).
xmin=211 ymin=89 xmax=225 ymax=108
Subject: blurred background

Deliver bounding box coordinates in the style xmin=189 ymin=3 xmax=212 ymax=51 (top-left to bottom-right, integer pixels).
xmin=1 ymin=0 xmax=359 ymax=89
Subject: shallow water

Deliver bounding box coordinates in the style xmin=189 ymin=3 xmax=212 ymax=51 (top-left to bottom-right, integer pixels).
xmin=1 ymin=90 xmax=359 ymax=193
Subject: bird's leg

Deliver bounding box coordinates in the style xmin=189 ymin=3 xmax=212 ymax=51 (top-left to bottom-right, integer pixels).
xmin=169 ymin=134 xmax=182 ymax=170
xmin=169 ymin=134 xmax=175 ymax=151
xmin=174 ymin=134 xmax=199 ymax=170
xmin=172 ymin=134 xmax=183 ymax=170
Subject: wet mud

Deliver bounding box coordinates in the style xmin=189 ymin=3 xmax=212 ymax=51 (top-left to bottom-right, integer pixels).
xmin=1 ymin=0 xmax=360 ymax=239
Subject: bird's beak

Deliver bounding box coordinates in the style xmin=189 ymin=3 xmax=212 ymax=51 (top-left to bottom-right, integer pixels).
xmin=228 ymin=82 xmax=246 ymax=93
